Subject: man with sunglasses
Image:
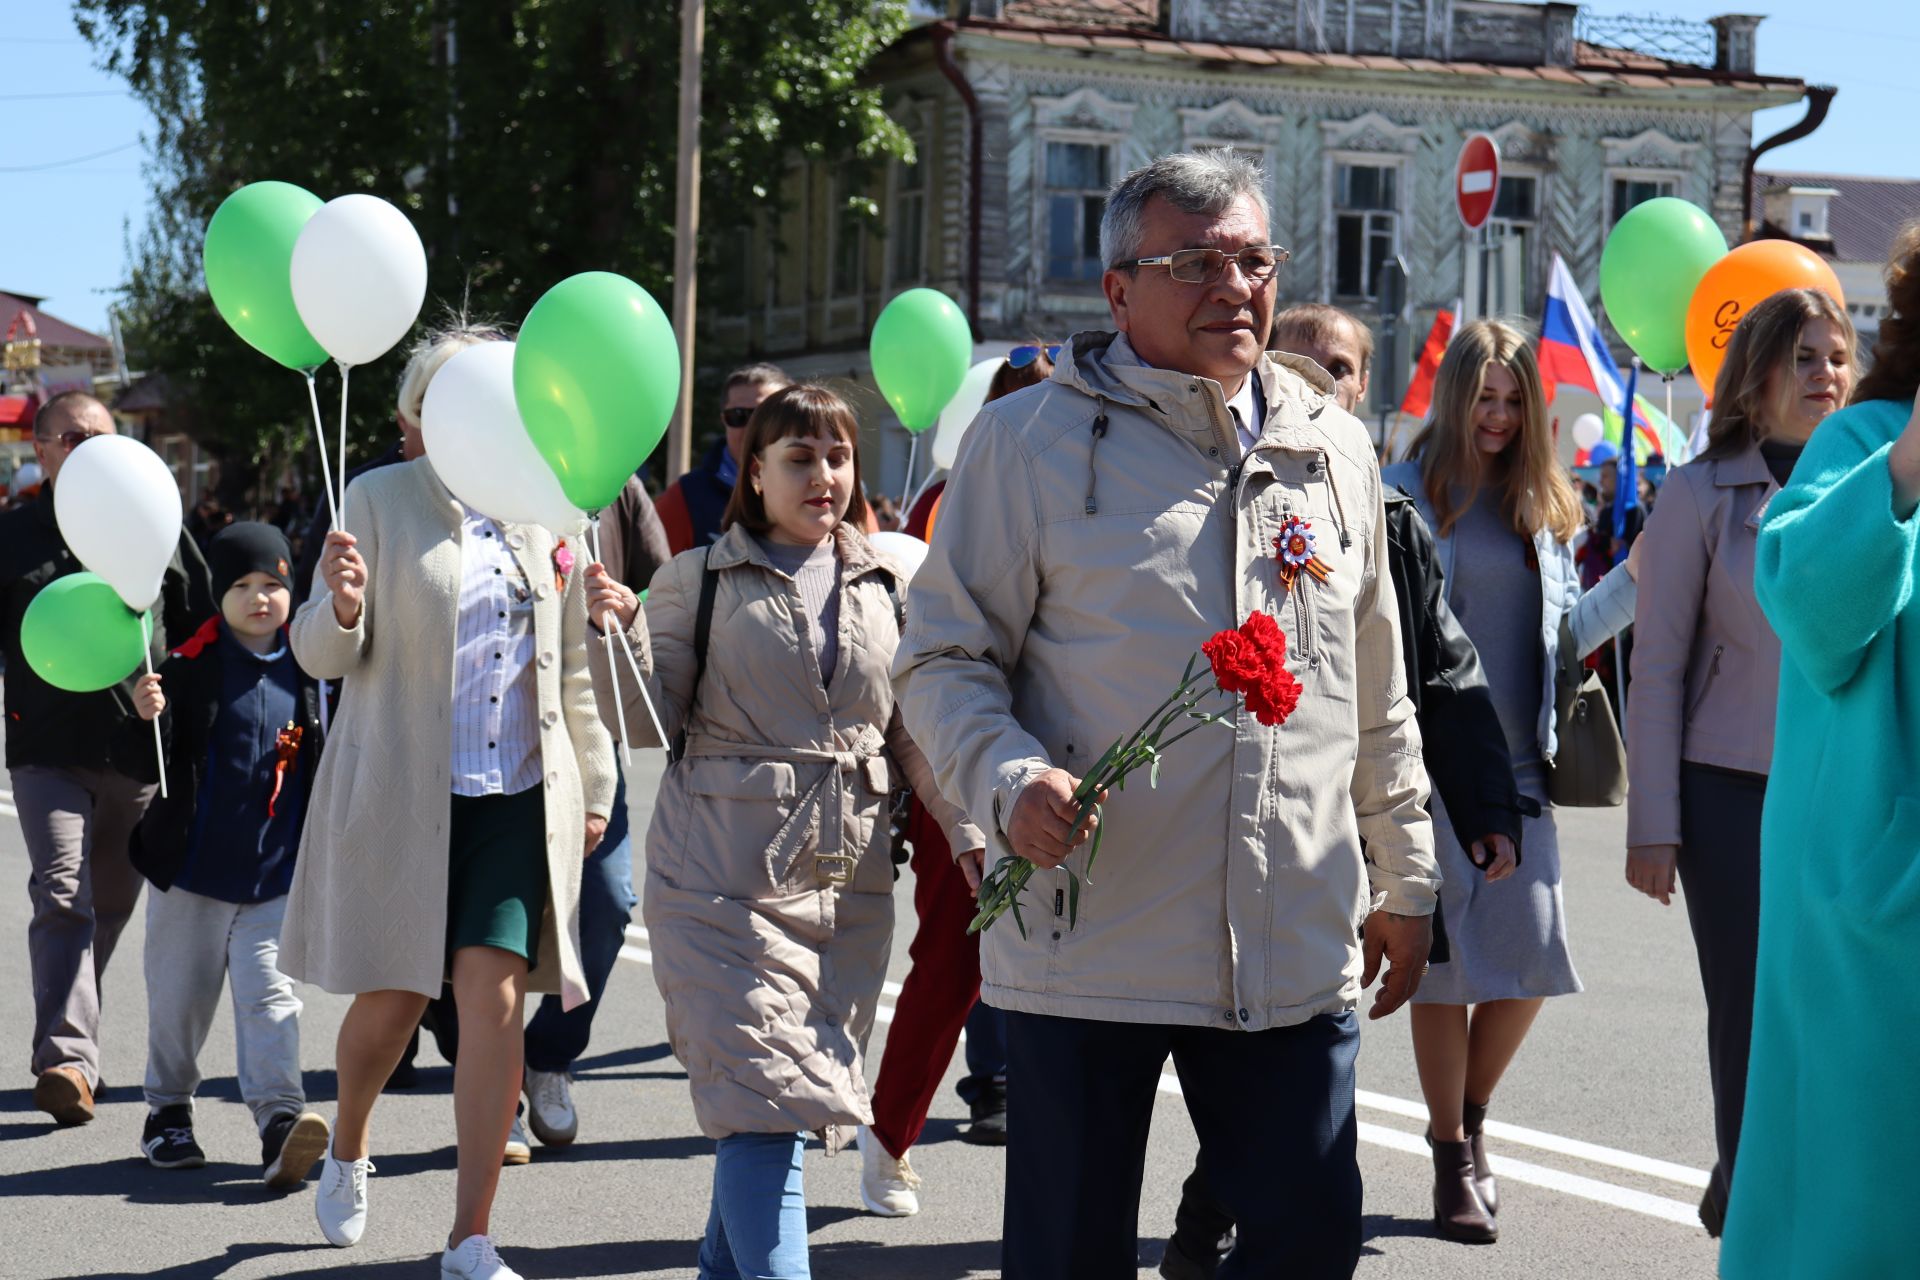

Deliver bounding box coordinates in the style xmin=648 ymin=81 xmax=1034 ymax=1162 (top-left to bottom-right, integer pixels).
xmin=897 ymin=151 xmax=1436 ymax=1279
xmin=0 ymin=392 xmax=213 ymax=1126
xmin=654 ymin=362 xmax=791 ymax=554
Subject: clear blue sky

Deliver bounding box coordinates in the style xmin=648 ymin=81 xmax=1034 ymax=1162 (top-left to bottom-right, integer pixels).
xmin=2 ymin=0 xmax=1912 ymax=337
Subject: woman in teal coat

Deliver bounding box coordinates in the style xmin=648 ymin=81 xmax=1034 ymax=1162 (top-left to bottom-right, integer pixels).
xmin=1733 ymin=225 xmax=1920 ymax=1277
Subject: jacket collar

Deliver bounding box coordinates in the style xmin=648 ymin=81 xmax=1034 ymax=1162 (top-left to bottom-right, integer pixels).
xmin=1052 ymin=330 xmax=1338 ymax=457
xmin=705 ymin=521 xmax=891 ymax=584
xmin=1710 ymin=441 xmax=1775 ymax=489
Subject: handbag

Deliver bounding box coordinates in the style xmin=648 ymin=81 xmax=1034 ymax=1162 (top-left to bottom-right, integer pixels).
xmin=1545 ymin=617 xmax=1627 ymax=808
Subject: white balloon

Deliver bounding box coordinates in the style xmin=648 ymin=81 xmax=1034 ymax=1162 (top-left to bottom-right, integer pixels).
xmin=53 ymin=434 xmax=183 ymax=613
xmin=1571 ymin=413 xmax=1605 ymax=451
xmin=290 ymin=194 xmax=428 ymax=366
xmin=421 ymin=342 xmax=586 ymax=536
xmin=930 ymin=358 xmax=1002 ymax=472
xmin=870 ymin=531 xmax=930 ymax=583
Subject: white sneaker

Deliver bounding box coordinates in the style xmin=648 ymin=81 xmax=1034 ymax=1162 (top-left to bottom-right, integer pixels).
xmin=857 ymin=1124 xmax=922 ymax=1217
xmin=523 ymin=1068 xmax=578 ymax=1146
xmin=441 ymin=1234 xmax=524 ymax=1280
xmin=314 ymin=1141 xmax=374 ymax=1247
xmin=503 ymin=1110 xmax=531 ymax=1165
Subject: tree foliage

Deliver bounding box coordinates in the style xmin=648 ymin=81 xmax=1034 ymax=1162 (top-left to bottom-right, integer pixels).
xmin=76 ymin=0 xmax=911 ymax=504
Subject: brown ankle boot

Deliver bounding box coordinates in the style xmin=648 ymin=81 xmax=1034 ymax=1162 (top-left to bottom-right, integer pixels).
xmin=1463 ymin=1101 xmax=1497 ymax=1216
xmin=1431 ymin=1135 xmax=1498 ymax=1243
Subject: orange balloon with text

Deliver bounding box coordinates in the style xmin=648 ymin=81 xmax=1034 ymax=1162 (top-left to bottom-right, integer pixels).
xmin=1685 ymin=241 xmax=1845 ymax=399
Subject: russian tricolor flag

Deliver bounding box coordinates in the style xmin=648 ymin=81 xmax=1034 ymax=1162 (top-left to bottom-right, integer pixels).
xmin=1540 ymin=254 xmax=1684 ymax=461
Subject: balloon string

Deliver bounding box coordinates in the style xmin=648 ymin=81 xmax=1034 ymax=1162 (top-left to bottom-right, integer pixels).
xmin=336 ymin=360 xmax=353 ymax=524
xmin=613 ymin=624 xmax=667 ymax=752
xmin=304 ymin=372 xmax=341 ymax=532
xmin=1663 ymin=374 xmax=1676 ymax=462
xmin=583 ymin=518 xmax=633 ymax=766
xmin=141 ymin=612 xmax=167 ymax=800
xmin=899 ymin=434 xmax=919 ymax=517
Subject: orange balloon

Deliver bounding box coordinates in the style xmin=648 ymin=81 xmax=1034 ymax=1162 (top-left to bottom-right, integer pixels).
xmin=926 ymin=491 xmax=943 ymax=541
xmin=1685 ymin=241 xmax=1845 ymax=398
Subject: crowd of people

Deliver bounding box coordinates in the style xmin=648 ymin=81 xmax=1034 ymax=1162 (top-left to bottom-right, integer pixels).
xmin=5 ymin=146 xmax=1919 ymax=1280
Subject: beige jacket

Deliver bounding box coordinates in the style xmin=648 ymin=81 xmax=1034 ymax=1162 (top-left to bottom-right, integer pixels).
xmin=1627 ymin=444 xmax=1782 ymax=848
xmin=895 ymin=333 xmax=1436 ymax=1032
xmin=601 ymin=524 xmax=982 ymax=1148
xmin=283 ymin=460 xmax=616 ymax=1007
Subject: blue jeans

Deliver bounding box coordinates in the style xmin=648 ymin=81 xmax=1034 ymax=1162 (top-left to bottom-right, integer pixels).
xmin=698 ymin=1132 xmax=810 ymax=1280
xmin=955 ymin=1000 xmax=1007 ymax=1105
xmin=524 ymin=772 xmax=635 ymax=1072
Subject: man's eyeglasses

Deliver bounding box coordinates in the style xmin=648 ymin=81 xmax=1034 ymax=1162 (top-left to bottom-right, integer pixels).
xmin=42 ymin=428 xmax=105 ymax=453
xmin=1116 ymin=244 xmax=1290 ymax=286
xmin=1008 ymin=344 xmax=1061 ymax=370
xmin=721 ymin=407 xmax=755 ymax=429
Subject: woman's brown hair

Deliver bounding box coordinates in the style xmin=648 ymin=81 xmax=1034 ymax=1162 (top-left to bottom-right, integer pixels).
xmin=987 ymin=344 xmax=1053 ymax=402
xmin=720 ymin=383 xmax=871 ymax=534
xmin=1403 ymin=318 xmax=1583 ymax=543
xmin=1701 ymin=288 xmax=1855 ymax=459
xmin=1854 ymin=219 xmax=1920 ymax=406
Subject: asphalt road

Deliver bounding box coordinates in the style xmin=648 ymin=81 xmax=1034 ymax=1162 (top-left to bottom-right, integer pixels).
xmin=0 ymin=747 xmax=1723 ymax=1279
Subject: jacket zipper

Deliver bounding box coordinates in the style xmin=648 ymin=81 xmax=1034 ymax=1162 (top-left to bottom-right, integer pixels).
xmin=1686 ymin=644 xmax=1725 ymax=720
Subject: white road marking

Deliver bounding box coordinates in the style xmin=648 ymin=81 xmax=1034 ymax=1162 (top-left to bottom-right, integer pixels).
xmin=616 ymin=924 xmax=1705 ymax=1226
xmin=0 ymin=804 xmax=14 ymax=819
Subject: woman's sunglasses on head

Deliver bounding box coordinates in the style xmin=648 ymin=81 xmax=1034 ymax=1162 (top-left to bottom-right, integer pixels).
xmin=1008 ymin=344 xmax=1061 ymax=370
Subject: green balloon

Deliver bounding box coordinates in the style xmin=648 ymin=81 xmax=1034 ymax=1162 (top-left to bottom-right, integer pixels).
xmin=204 ymin=181 xmax=330 ymax=370
xmin=1599 ymin=197 xmax=1727 ymax=375
xmin=514 ymin=272 xmax=682 ymax=512
xmin=870 ymin=288 xmax=973 ymax=433
xmin=21 ymin=573 xmax=148 ymax=694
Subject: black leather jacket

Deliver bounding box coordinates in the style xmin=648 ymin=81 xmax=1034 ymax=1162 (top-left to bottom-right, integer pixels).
xmin=1383 ymin=485 xmax=1535 ymax=860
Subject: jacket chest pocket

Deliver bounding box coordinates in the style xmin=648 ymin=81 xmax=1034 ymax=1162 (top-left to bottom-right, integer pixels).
xmin=673 ymin=759 xmax=800 ymax=896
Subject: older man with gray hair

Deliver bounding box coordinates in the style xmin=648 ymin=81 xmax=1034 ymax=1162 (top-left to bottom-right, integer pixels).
xmin=895 ymin=151 xmax=1438 ymax=1277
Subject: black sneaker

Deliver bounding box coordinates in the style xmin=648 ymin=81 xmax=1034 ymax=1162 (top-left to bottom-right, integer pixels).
xmin=961 ymin=1082 xmax=1008 ymax=1146
xmin=1158 ymin=1233 xmax=1232 ymax=1280
xmin=261 ymin=1109 xmax=331 ymax=1189
xmin=140 ymin=1105 xmax=206 ymax=1170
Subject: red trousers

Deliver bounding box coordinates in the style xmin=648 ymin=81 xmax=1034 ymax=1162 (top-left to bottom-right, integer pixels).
xmin=867 ymin=801 xmax=982 ymax=1159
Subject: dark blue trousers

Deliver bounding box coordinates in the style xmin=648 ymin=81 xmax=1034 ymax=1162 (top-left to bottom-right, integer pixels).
xmin=526 ymin=772 xmax=635 ymax=1072
xmin=1002 ymin=1008 xmax=1361 ymax=1280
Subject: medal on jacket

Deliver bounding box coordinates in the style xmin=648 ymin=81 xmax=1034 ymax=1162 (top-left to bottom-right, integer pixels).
xmin=267 ymin=723 xmax=303 ymax=818
xmin=1274 ymin=515 xmax=1332 ymax=593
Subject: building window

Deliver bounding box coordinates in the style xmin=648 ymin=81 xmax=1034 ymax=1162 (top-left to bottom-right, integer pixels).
xmin=1044 ymin=140 xmax=1111 ymax=283
xmin=828 ymin=182 xmax=866 ymax=299
xmin=1610 ymin=175 xmax=1676 ymax=225
xmin=890 ymin=144 xmax=928 ymax=285
xmin=1489 ymin=173 xmax=1539 ymax=307
xmin=1333 ymin=162 xmax=1399 ymax=299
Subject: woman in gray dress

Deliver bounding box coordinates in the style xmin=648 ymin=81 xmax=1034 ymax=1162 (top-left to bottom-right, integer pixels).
xmin=1381 ymin=319 xmax=1638 ymax=1244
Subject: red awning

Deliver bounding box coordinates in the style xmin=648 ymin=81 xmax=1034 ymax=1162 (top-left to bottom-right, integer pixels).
xmin=0 ymin=396 xmax=33 ymax=427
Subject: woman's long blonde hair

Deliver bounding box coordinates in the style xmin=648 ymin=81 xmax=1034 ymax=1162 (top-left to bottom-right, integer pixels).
xmin=1404 ymin=319 xmax=1582 ymax=544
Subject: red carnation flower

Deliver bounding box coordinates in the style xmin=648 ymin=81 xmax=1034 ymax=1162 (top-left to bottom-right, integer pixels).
xmin=1204 ymin=610 xmax=1301 ymax=727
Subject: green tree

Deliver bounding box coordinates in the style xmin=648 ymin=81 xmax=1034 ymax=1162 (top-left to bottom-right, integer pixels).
xmin=77 ymin=0 xmax=910 ymax=508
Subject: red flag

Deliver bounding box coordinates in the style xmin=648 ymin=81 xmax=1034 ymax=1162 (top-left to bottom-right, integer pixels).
xmin=1399 ymin=302 xmax=1459 ymax=419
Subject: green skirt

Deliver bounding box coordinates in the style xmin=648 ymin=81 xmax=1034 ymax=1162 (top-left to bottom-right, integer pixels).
xmin=446 ymin=788 xmax=549 ymax=967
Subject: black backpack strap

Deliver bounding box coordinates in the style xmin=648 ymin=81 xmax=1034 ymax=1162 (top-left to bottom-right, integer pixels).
xmin=879 ymin=569 xmax=906 ymax=635
xmin=670 ymin=550 xmax=720 ymax=764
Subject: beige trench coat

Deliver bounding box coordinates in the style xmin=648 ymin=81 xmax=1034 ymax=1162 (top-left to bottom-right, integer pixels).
xmin=596 ymin=523 xmax=981 ymax=1150
xmin=283 ymin=460 xmax=616 ymax=1008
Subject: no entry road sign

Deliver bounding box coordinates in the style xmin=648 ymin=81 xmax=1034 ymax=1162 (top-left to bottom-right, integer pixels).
xmin=1456 ymin=133 xmax=1500 ymax=232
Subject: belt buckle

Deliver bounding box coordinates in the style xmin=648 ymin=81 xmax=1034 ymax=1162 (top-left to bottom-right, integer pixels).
xmin=815 ymin=854 xmax=855 ymax=885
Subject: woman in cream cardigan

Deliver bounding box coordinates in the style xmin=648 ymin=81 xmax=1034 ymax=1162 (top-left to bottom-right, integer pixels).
xmin=284 ymin=329 xmax=615 ymax=1280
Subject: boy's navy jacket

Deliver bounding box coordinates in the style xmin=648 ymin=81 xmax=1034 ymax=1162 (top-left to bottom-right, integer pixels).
xmin=131 ymin=616 xmax=325 ymax=894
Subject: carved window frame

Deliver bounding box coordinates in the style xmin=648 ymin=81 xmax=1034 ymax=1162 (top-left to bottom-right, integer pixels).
xmin=1031 ymin=89 xmax=1134 ymax=290
xmin=884 ymin=100 xmax=933 ymax=294
xmin=1320 ymin=113 xmax=1421 ymax=302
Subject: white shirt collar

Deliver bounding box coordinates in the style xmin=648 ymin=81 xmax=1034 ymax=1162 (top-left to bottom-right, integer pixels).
xmin=1225 ymin=375 xmax=1262 ymax=454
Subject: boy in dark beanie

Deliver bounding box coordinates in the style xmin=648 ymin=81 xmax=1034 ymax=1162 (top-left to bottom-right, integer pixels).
xmin=129 ymin=521 xmax=331 ymax=1187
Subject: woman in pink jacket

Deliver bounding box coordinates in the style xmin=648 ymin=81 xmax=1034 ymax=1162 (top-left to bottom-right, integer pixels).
xmin=1624 ymin=287 xmax=1856 ymax=1235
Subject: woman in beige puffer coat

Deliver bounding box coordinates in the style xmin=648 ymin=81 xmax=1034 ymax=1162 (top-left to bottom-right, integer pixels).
xmin=585 ymin=385 xmax=981 ymax=1280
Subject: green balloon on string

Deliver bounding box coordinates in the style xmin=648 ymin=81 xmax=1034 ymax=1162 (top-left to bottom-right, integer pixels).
xmin=514 ymin=272 xmax=682 ymax=512
xmin=1598 ymin=197 xmax=1727 ymax=375
xmin=21 ymin=573 xmax=148 ymax=693
xmin=203 ymin=181 xmax=330 ymax=370
xmin=870 ymin=288 xmax=974 ymax=433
